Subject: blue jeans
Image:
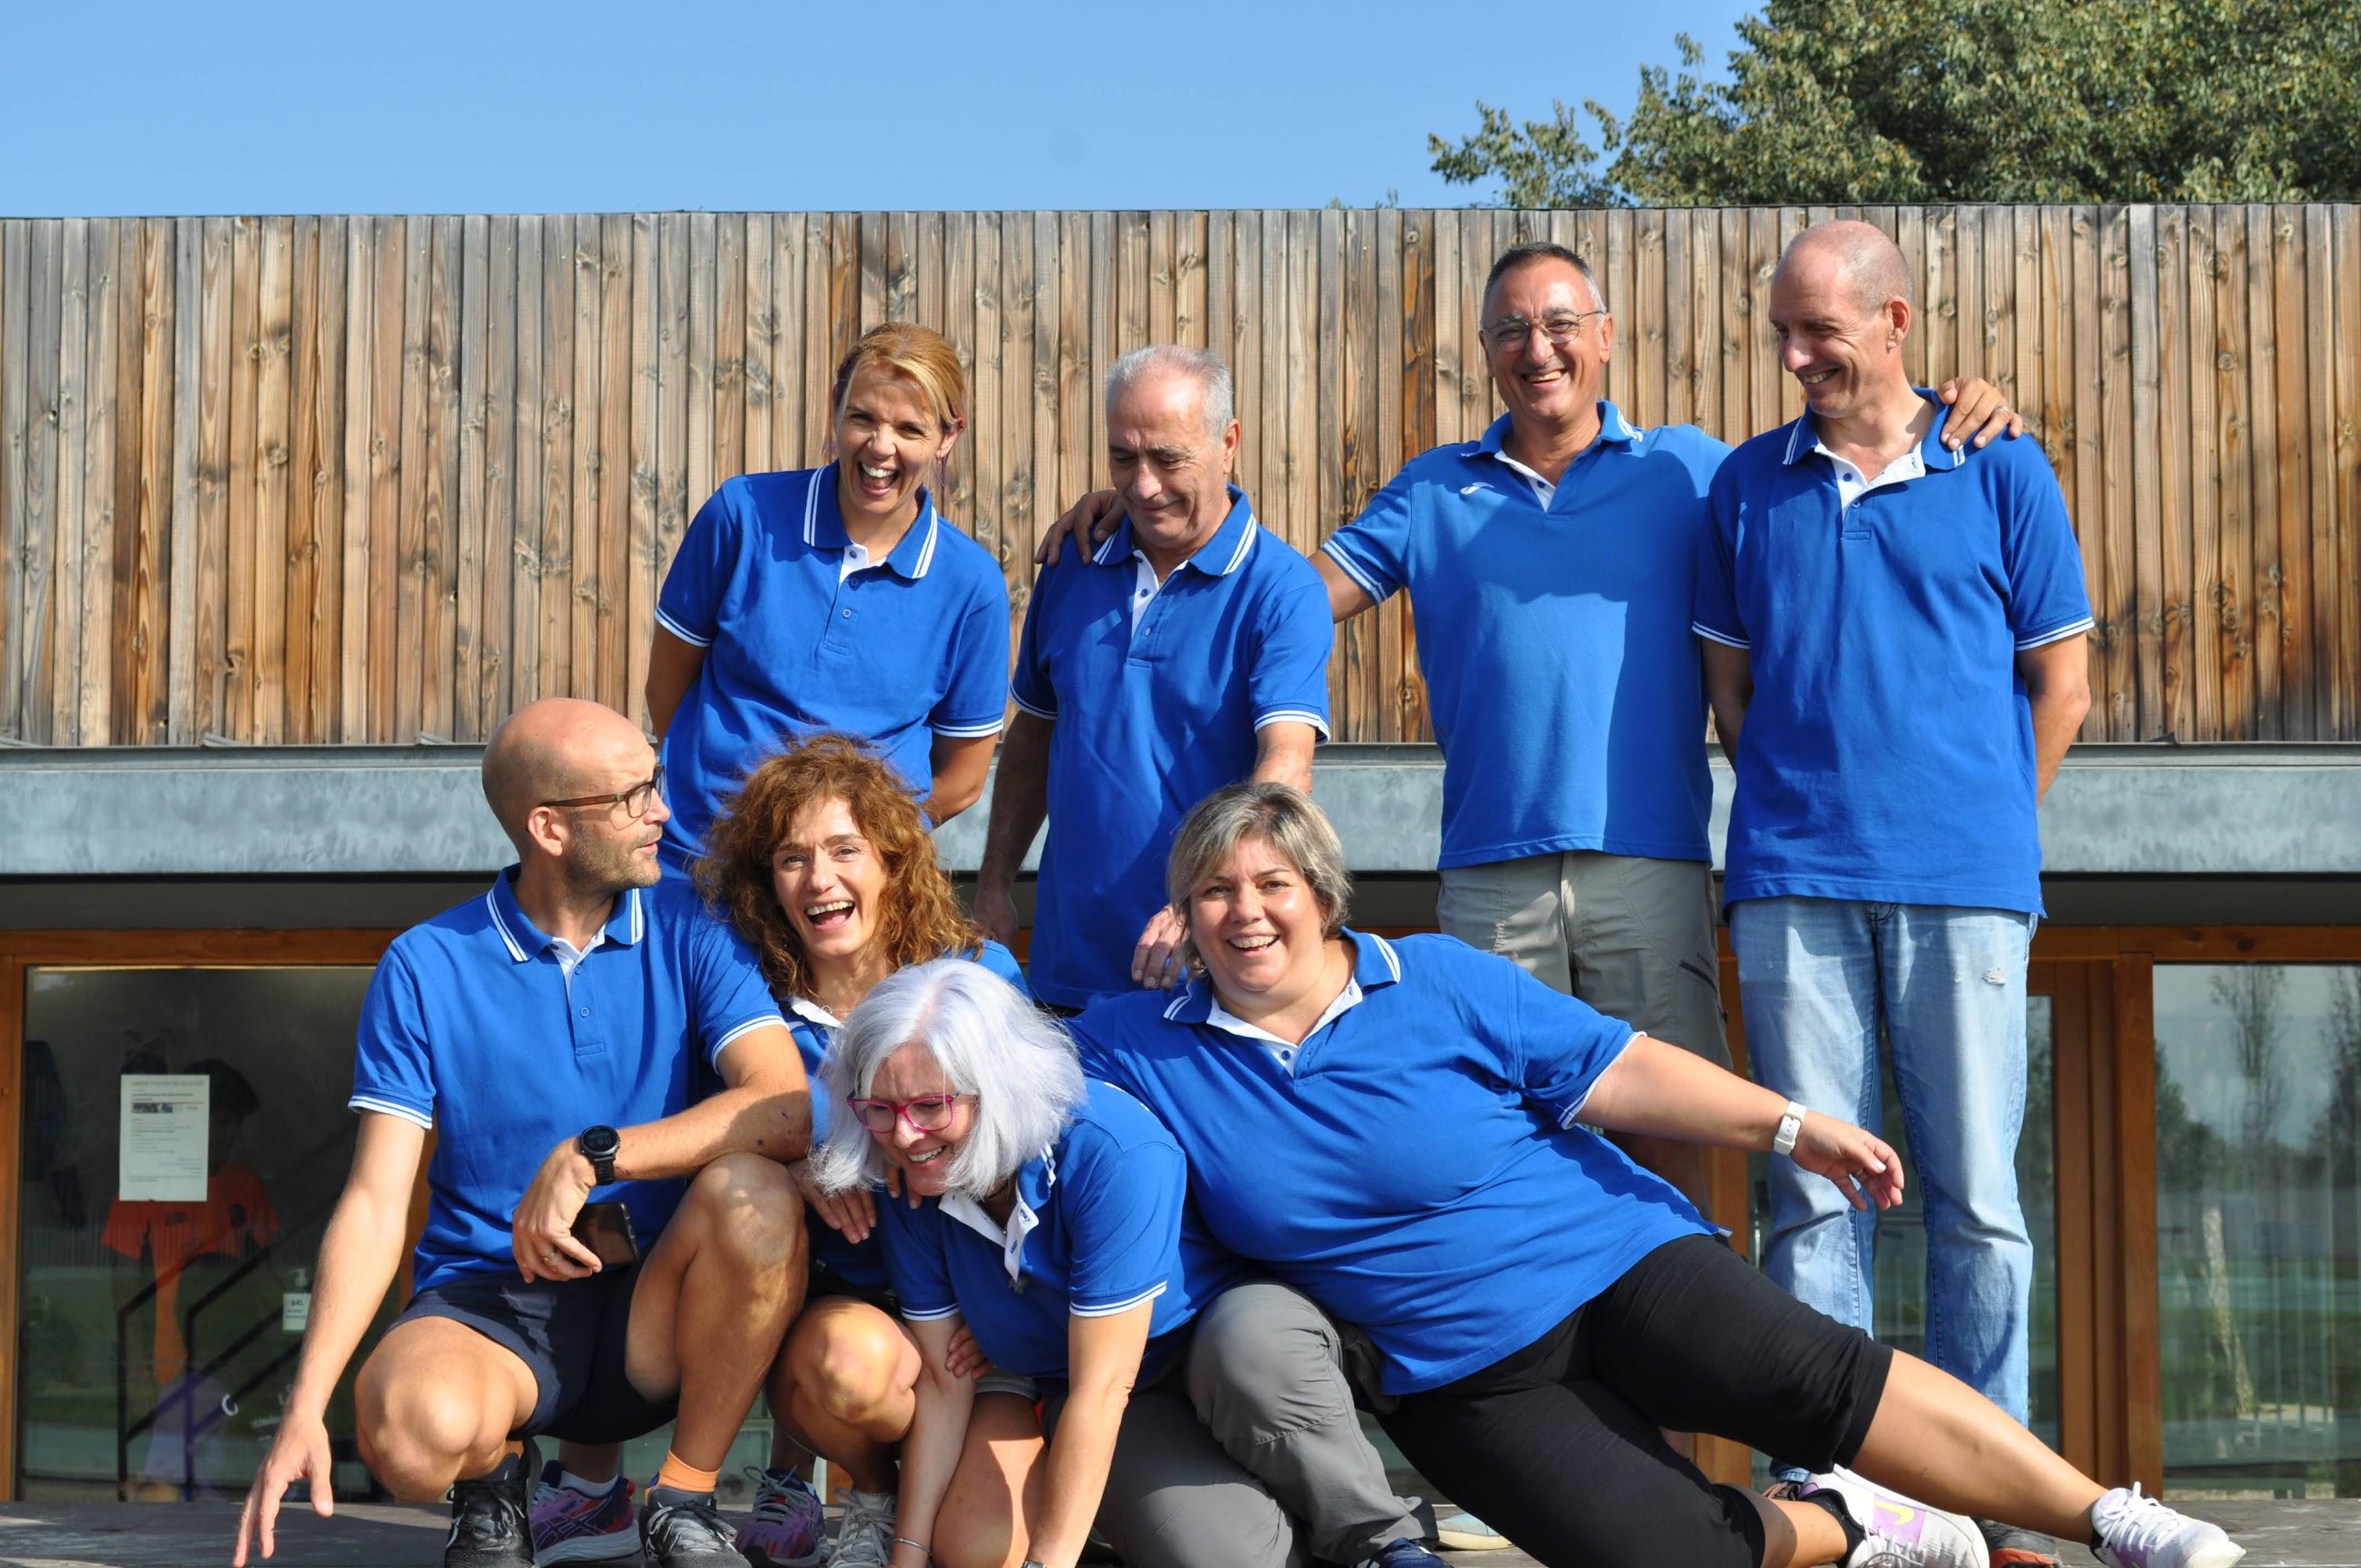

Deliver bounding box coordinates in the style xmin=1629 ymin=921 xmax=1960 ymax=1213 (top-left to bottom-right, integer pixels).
xmin=1730 ymin=897 xmax=2037 ymax=1473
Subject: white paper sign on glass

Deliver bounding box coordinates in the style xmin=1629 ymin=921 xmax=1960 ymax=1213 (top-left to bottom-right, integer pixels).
xmin=118 ymin=1073 xmax=210 ymax=1201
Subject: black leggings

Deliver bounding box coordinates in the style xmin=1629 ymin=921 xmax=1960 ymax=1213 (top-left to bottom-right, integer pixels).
xmin=1375 ymin=1234 xmax=1893 ymax=1568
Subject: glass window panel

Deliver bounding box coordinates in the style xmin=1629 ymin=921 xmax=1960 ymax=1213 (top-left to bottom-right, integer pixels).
xmin=16 ymin=966 xmax=382 ymax=1502
xmin=2154 ymin=964 xmax=2361 ymax=1498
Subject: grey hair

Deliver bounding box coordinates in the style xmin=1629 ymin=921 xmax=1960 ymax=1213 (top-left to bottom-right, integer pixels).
xmin=806 ymin=959 xmax=1085 ymax=1200
xmin=1104 ymin=344 xmax=1235 ymax=444
xmin=1165 ymin=782 xmax=1353 ymax=952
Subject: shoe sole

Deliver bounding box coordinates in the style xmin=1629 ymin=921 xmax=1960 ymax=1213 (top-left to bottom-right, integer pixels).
xmin=535 ymin=1530 xmax=644 ymax=1563
xmin=743 ymin=1548 xmax=829 ymax=1568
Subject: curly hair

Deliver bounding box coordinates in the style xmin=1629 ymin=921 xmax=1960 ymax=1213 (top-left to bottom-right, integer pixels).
xmin=695 ymin=734 xmax=984 ymax=1002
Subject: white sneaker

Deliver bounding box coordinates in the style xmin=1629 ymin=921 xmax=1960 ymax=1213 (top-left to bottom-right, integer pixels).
xmin=2091 ymin=1485 xmax=2247 ymax=1568
xmin=830 ymin=1487 xmax=897 ymax=1568
xmin=1800 ymin=1466 xmax=1985 ymax=1568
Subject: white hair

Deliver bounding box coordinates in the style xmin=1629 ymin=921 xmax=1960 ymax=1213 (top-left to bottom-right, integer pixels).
xmin=807 ymin=959 xmax=1085 ymax=1200
xmin=1104 ymin=344 xmax=1235 ymax=444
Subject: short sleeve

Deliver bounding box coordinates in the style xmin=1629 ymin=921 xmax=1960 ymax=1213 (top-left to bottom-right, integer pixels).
xmin=930 ymin=573 xmax=1013 ymax=739
xmin=1009 ymin=558 xmax=1064 ymax=720
xmin=1689 ymin=466 xmax=1750 ymax=649
xmin=1248 ymin=564 xmax=1333 ymax=739
xmin=879 ymin=1195 xmax=960 ymax=1321
xmin=350 ymin=946 xmax=437 ymax=1130
xmin=1997 ymin=452 xmax=2095 ymax=650
xmin=655 ymin=484 xmax=741 ymax=649
xmin=1062 ymin=1128 xmax=1185 ymax=1317
xmin=1320 ymin=467 xmax=1416 ymax=605
xmin=1492 ymin=953 xmax=1638 ymax=1128
xmin=683 ymin=902 xmax=791 ymax=1072
xmin=974 ymin=940 xmax=1032 ymax=1000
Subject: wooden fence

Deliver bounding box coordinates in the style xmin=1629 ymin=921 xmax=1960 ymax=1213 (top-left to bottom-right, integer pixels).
xmin=1 ymin=206 xmax=2356 ymax=750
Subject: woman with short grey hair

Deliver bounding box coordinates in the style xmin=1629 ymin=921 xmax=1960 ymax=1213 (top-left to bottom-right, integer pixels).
xmin=810 ymin=960 xmax=1451 ymax=1568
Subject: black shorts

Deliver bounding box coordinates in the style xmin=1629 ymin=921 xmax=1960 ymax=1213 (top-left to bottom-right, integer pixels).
xmin=1376 ymin=1233 xmax=1895 ymax=1567
xmin=396 ymin=1265 xmax=677 ymax=1444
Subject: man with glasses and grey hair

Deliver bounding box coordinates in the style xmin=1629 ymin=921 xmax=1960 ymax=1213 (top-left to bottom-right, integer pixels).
xmin=235 ymin=696 xmax=814 ymax=1568
xmin=976 ymin=345 xmax=1333 ymax=1013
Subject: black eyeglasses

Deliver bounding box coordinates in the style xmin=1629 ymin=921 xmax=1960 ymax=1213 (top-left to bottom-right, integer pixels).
xmin=540 ymin=765 xmax=665 ymax=822
xmin=1481 ymin=309 xmax=1607 ymax=353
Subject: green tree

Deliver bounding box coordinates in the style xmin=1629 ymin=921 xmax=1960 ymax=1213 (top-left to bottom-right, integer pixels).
xmin=1431 ymin=0 xmax=2361 ymax=206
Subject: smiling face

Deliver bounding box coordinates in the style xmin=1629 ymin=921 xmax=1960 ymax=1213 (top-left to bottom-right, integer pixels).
xmin=1768 ymin=241 xmax=1911 ymax=423
xmin=1481 ymin=257 xmax=1614 ymax=435
xmin=1107 ymin=367 xmax=1241 ymax=577
xmin=833 ymin=363 xmax=960 ymax=533
xmin=864 ymin=1042 xmax=977 ymax=1198
xmin=1184 ymin=836 xmax=1333 ymax=1009
xmin=771 ymin=794 xmax=890 ymax=975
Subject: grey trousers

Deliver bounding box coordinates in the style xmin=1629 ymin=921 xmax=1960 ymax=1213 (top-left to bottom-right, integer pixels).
xmin=1047 ymin=1280 xmax=1429 ymax=1568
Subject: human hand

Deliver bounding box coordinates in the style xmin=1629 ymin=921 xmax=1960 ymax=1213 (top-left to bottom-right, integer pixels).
xmin=793 ymin=1159 xmax=876 ymax=1244
xmin=1130 ymin=906 xmax=1190 ymax=991
xmin=1033 ymin=489 xmax=1125 ymax=567
xmin=511 ymin=1140 xmax=602 ymax=1282
xmin=973 ymin=882 xmax=1020 ymax=952
xmin=945 ymin=1324 xmax=988 ymax=1380
xmin=233 ymin=1411 xmax=335 ymax=1564
xmin=1936 ymin=377 xmax=2026 ymax=449
xmin=1787 ymin=1112 xmax=1905 ymax=1212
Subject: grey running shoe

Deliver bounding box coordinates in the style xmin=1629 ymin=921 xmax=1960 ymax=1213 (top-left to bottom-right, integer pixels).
xmin=638 ymin=1483 xmax=745 ymax=1568
xmin=830 ymin=1487 xmax=898 ymax=1568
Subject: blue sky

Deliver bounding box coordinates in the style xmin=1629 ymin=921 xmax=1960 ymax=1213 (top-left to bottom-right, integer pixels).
xmin=2 ymin=0 xmax=1755 ymax=216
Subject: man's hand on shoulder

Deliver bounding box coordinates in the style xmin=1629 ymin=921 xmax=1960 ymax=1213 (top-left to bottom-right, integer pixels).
xmin=1935 ymin=377 xmax=2026 ymax=449
xmin=234 ymin=1410 xmax=335 ymax=1566
xmin=511 ymin=1140 xmax=604 ymax=1282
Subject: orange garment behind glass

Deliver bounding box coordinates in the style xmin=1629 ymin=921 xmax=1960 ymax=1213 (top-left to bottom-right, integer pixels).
xmin=102 ymin=1164 xmax=281 ymax=1385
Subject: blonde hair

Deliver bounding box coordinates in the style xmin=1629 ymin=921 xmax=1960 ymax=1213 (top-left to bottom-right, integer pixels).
xmin=1166 ymin=782 xmax=1353 ymax=954
xmin=830 ymin=322 xmax=967 ymax=434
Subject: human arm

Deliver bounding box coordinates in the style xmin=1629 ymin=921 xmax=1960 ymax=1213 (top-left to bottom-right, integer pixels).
xmin=887 ymin=1312 xmax=981 ymax=1568
xmin=645 ymin=627 xmax=705 ymax=740
xmin=2018 ymin=634 xmax=2091 ymax=800
xmin=1312 ymin=552 xmax=1378 ymax=623
xmin=924 ymin=731 xmax=998 ymax=825
xmin=1250 ymin=720 xmax=1318 ymax=793
xmin=511 ymin=1023 xmax=809 ymax=1281
xmin=975 ymin=710 xmax=1053 ymax=950
xmin=235 ymin=1112 xmax=427 ymax=1565
xmin=1700 ymin=640 xmax=1752 ymax=765
xmin=1578 ymin=1034 xmax=1903 ymax=1211
xmin=1024 ymin=1304 xmax=1157 ymax=1568
xmin=1934 ymin=376 xmax=2026 ymax=449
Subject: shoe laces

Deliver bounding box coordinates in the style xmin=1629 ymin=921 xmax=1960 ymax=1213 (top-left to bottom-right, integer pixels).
xmin=451 ymin=1471 xmax=528 ymax=1551
xmin=831 ymin=1491 xmax=898 ymax=1568
xmin=645 ymin=1491 xmax=738 ymax=1558
xmin=743 ymin=1465 xmax=814 ymax=1526
xmin=2094 ymin=1486 xmax=2188 ymax=1561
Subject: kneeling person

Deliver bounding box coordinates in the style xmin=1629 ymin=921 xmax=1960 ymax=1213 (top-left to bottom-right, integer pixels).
xmin=234 ymin=699 xmax=812 ymax=1568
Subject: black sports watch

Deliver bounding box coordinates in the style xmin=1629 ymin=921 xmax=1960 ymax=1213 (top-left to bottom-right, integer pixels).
xmin=575 ymin=1125 xmax=620 ymax=1186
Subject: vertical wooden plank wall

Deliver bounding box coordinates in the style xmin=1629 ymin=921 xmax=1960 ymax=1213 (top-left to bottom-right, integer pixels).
xmin=0 ymin=206 xmax=2354 ymax=746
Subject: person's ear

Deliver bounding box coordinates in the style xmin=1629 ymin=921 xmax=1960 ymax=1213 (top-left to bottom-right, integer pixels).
xmin=524 ymin=804 xmax=569 ymax=861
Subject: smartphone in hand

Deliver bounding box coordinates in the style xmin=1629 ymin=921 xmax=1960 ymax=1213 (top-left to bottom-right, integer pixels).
xmin=571 ymin=1201 xmax=641 ymax=1267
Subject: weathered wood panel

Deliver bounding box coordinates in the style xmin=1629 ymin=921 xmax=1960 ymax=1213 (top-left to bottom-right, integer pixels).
xmin=2 ymin=206 xmax=2355 ymax=746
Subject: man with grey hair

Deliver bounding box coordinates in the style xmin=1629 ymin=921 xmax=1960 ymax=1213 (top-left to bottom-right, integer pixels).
xmin=1696 ymin=220 xmax=2094 ymax=1566
xmin=976 ymin=344 xmax=1333 ymax=1011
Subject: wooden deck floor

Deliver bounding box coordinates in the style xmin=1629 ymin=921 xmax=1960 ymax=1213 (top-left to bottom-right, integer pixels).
xmin=0 ymin=1497 xmax=2352 ymax=1566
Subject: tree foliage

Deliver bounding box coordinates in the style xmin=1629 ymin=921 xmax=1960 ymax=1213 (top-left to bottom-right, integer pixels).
xmin=1430 ymin=0 xmax=2361 ymax=206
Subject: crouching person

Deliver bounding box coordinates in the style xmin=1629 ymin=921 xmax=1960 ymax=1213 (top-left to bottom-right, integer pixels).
xmin=808 ymin=960 xmax=1447 ymax=1568
xmin=233 ymin=698 xmax=812 ymax=1568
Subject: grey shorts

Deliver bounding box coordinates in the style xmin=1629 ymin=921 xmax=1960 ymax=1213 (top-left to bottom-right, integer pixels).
xmin=1437 ymin=850 xmax=1730 ymax=1066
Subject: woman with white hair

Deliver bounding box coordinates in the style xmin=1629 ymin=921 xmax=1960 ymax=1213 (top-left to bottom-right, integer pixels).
xmin=1071 ymin=782 xmax=2247 ymax=1568
xmin=809 ymin=961 xmax=1451 ymax=1568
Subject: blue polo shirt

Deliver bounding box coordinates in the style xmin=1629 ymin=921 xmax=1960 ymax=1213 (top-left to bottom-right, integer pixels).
xmin=780 ymin=940 xmax=1026 ymax=1292
xmin=654 ymin=466 xmax=1012 ymax=869
xmin=1071 ymin=930 xmax=1714 ymax=1395
xmin=1322 ymin=405 xmax=1728 ymax=868
xmin=1011 ymin=486 xmax=1331 ymax=1008
xmin=878 ymin=1079 xmax=1243 ymax=1380
xmin=1691 ymin=399 xmax=2093 ymax=914
xmin=351 ymin=871 xmax=788 ymax=1293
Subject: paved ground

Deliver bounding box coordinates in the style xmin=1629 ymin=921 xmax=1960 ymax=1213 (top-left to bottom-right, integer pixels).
xmin=0 ymin=1498 xmax=2353 ymax=1566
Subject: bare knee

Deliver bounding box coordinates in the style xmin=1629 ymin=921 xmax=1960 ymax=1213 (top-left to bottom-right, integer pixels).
xmin=790 ymin=1308 xmax=913 ymax=1423
xmin=683 ymin=1152 xmax=804 ymax=1267
xmin=356 ymin=1358 xmax=508 ymax=1501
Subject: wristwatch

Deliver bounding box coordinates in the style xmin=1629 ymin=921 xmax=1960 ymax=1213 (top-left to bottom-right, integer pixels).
xmin=1771 ymin=1100 xmax=1808 ymax=1158
xmin=575 ymin=1125 xmax=620 ymax=1186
